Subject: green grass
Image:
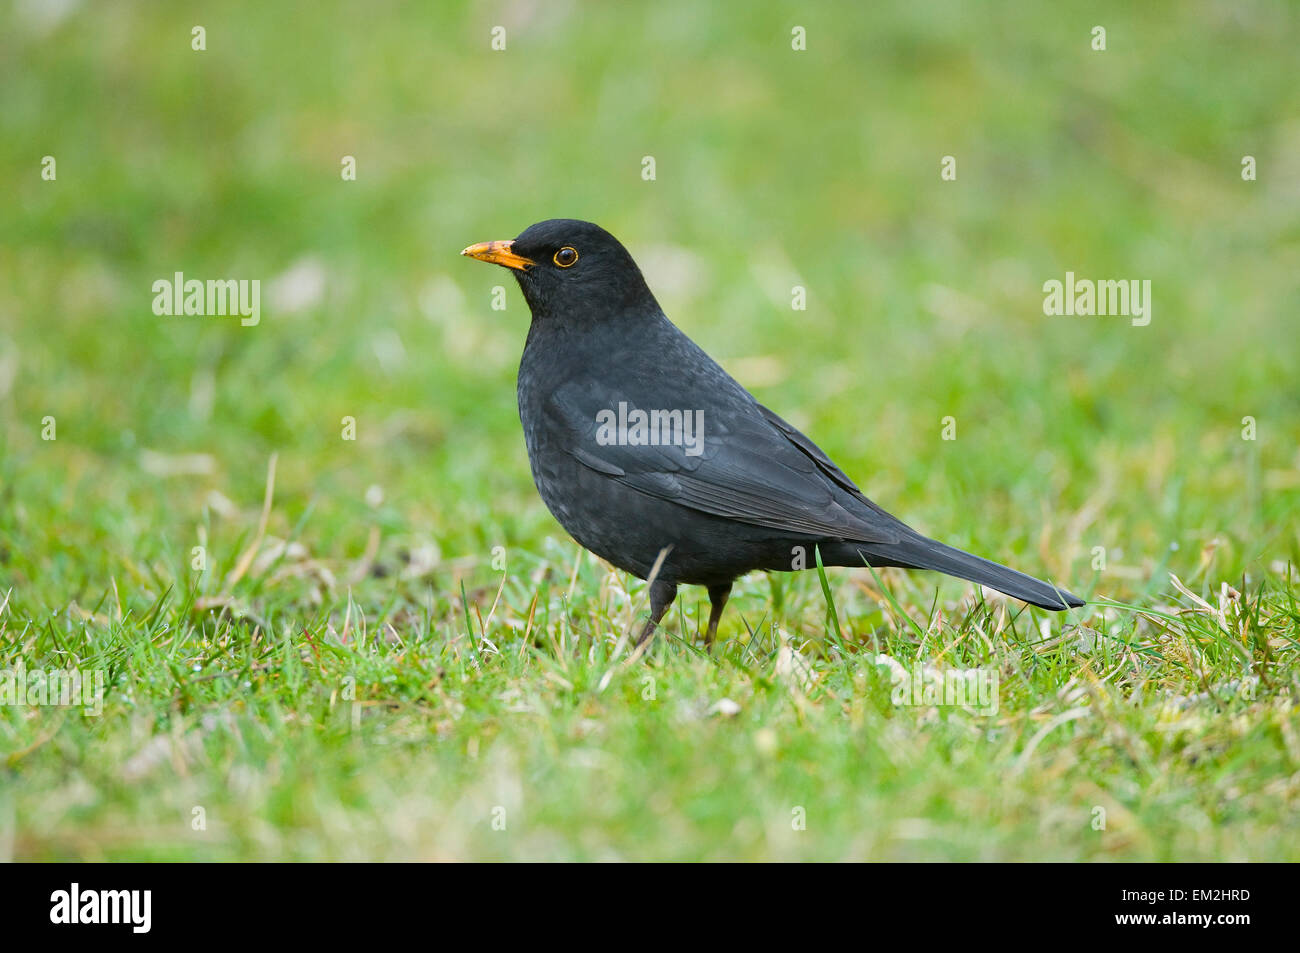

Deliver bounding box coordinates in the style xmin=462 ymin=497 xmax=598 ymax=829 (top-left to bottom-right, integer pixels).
xmin=1 ymin=0 xmax=1297 ymax=860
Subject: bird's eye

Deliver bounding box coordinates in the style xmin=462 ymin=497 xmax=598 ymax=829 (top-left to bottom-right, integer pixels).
xmin=553 ymin=246 xmax=578 ymax=268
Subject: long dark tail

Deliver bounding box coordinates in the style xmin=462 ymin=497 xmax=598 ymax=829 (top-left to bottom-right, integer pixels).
xmin=836 ymin=533 xmax=1084 ymax=611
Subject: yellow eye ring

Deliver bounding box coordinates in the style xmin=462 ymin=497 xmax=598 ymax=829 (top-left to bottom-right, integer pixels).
xmin=554 ymin=246 xmax=579 ymax=267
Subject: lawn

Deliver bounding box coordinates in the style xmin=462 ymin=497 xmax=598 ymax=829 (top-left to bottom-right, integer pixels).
xmin=1 ymin=1 xmax=1297 ymax=860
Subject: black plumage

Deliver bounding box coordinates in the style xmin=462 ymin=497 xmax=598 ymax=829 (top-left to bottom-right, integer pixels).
xmin=463 ymin=219 xmax=1084 ymax=648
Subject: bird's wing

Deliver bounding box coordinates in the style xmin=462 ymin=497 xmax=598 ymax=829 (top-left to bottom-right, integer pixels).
xmin=546 ymin=381 xmax=902 ymax=544
xmin=754 ymin=403 xmax=867 ymax=496
xmin=753 ymin=402 xmax=920 ymax=537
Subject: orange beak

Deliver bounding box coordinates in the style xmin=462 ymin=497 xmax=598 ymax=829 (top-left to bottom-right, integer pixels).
xmin=460 ymin=240 xmax=535 ymax=271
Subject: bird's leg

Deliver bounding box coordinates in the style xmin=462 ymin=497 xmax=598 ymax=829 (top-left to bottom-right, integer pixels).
xmin=636 ymin=578 xmax=678 ymax=647
xmin=703 ymin=582 xmax=732 ymax=653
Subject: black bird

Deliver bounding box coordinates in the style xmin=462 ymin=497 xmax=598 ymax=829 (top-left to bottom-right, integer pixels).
xmin=463 ymin=219 xmax=1084 ymax=648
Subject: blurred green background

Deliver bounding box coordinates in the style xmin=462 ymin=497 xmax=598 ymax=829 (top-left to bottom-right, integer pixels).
xmin=3 ymin=0 xmax=1298 ymax=586
xmin=0 ymin=1 xmax=1297 ymax=860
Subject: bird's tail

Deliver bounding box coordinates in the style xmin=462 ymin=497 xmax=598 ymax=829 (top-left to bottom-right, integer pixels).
xmin=845 ymin=533 xmax=1084 ymax=611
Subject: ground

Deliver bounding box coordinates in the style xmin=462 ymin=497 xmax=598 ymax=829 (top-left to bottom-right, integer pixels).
xmin=1 ymin=1 xmax=1297 ymax=860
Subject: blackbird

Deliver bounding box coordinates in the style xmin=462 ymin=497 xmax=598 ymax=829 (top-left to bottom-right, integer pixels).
xmin=463 ymin=219 xmax=1084 ymax=648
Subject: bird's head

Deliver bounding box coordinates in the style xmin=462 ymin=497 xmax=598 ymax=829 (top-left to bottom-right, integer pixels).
xmin=461 ymin=219 xmax=654 ymax=322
